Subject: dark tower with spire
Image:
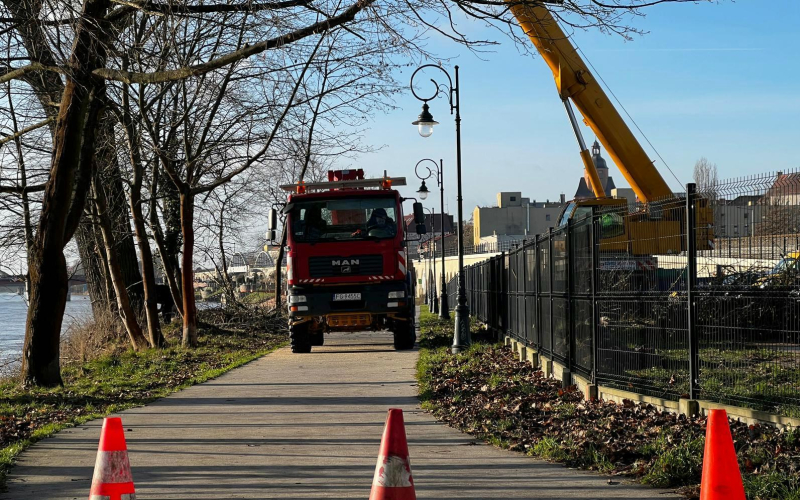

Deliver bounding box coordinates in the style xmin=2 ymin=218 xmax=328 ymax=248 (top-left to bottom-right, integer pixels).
xmin=574 ymin=140 xmax=616 ymax=199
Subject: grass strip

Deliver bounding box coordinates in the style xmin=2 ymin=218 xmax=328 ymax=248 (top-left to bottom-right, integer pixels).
xmin=240 ymin=291 xmax=276 ymax=304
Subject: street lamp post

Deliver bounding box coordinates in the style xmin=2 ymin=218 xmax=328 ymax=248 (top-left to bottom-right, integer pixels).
xmin=410 ymin=64 xmax=468 ymax=353
xmin=415 ymin=158 xmax=450 ymax=320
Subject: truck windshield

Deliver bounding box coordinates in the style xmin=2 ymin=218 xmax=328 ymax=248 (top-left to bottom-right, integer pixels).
xmin=290 ymin=197 xmax=398 ymax=243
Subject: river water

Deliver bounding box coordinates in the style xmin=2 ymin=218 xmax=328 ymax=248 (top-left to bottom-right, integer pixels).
xmin=0 ymin=293 xmax=93 ymax=367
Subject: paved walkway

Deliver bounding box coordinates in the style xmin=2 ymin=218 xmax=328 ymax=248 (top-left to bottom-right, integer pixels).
xmin=4 ymin=331 xmax=678 ymax=499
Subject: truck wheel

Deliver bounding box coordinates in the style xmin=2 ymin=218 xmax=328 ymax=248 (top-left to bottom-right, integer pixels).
xmin=310 ymin=330 xmax=324 ymax=347
xmin=290 ymin=323 xmax=312 ymax=353
xmin=393 ymin=321 xmax=416 ymax=350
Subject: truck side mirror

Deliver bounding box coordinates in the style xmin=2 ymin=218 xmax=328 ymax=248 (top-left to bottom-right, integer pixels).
xmin=266 ymin=208 xmax=277 ymax=231
xmin=416 ymin=223 xmax=427 ymax=235
xmin=413 ymin=202 xmax=425 ymax=225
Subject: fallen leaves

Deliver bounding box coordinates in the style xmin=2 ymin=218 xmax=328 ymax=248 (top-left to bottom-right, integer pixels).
xmin=419 ymin=345 xmax=800 ymax=499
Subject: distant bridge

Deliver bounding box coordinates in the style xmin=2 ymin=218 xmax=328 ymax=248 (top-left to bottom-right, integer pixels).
xmin=228 ymin=251 xmax=278 ymax=274
xmin=0 ymin=275 xmax=87 ymax=294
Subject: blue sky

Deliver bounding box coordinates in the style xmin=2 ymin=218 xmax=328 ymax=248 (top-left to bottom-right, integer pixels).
xmin=357 ymin=0 xmax=800 ymax=217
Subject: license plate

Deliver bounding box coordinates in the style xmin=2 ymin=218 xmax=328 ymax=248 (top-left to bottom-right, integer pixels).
xmin=333 ymin=293 xmax=361 ymax=301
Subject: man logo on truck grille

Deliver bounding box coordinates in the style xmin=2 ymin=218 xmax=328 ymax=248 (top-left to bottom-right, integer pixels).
xmin=331 ymin=259 xmax=359 ymax=266
xmin=341 ymin=265 xmax=351 ymax=273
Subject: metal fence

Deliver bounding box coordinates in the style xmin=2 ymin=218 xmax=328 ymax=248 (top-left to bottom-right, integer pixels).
xmin=420 ymin=237 xmax=534 ymax=260
xmin=446 ymin=171 xmax=800 ymax=417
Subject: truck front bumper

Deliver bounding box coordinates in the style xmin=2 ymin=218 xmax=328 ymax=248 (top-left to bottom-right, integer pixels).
xmin=287 ymin=281 xmax=408 ymax=320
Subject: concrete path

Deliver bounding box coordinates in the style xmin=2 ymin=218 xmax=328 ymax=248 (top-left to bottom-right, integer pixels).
xmin=4 ymin=331 xmax=679 ymax=499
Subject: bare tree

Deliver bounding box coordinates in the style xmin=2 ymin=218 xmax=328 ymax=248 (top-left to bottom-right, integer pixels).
xmin=694 ymin=157 xmax=719 ymax=193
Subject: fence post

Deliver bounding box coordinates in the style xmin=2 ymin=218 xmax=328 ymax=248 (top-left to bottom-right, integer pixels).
xmin=534 ymin=236 xmax=540 ymax=349
xmin=590 ymin=212 xmax=599 ymax=386
xmin=522 ymin=246 xmax=529 ymax=346
xmin=501 ymin=251 xmax=508 ymax=336
xmin=490 ymin=255 xmax=496 ymax=334
xmin=495 ymin=253 xmax=499 ymax=335
xmin=520 ymin=246 xmax=525 ymax=344
xmin=549 ymin=227 xmax=554 ymax=358
xmin=566 ymin=218 xmax=573 ymax=377
xmin=686 ymin=183 xmax=700 ymax=401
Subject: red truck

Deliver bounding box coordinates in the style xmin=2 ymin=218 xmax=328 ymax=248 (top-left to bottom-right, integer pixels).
xmin=269 ymin=170 xmax=426 ymax=353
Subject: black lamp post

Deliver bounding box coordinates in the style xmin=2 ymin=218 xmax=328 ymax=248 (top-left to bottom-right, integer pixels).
xmin=415 ymin=158 xmax=450 ymax=320
xmin=410 ymin=64 xmax=468 ymax=353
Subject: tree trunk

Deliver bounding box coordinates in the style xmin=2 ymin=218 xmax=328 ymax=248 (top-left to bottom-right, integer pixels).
xmin=90 ymin=200 xmax=117 ymax=311
xmin=180 ymin=189 xmax=198 ymax=347
xmin=150 ymin=167 xmax=184 ymax=317
xmin=94 ymin=181 xmax=150 ymax=351
xmin=20 ymin=0 xmax=111 ymax=387
xmin=163 ymin=176 xmax=183 ymax=289
xmin=152 ymin=225 xmax=184 ymax=318
xmin=130 ymin=187 xmax=164 ymax=347
xmin=274 ymin=223 xmax=288 ymax=311
xmin=122 ymin=93 xmax=164 ymax=347
xmin=75 ymin=219 xmax=113 ymax=316
xmin=98 ymin=142 xmax=144 ymax=311
xmin=21 ymin=78 xmax=95 ymax=387
xmin=23 ymin=245 xmax=69 ymax=386
xmin=23 ymin=92 xmax=98 ymax=381
xmin=216 ymin=201 xmax=239 ymax=307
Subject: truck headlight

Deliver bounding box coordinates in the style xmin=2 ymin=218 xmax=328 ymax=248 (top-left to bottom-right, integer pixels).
xmin=289 ymin=295 xmax=307 ymax=303
xmin=388 ymin=291 xmax=405 ymax=299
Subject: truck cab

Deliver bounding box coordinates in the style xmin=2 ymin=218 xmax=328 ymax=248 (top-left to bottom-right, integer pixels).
xmin=276 ymin=170 xmax=423 ymax=353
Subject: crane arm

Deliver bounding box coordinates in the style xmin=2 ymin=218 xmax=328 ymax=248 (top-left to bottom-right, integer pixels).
xmin=507 ymin=1 xmax=673 ymax=203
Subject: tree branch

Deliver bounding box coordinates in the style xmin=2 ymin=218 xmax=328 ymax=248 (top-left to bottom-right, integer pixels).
xmin=0 ymin=17 xmax=75 ymax=26
xmin=0 ymin=183 xmax=47 ymax=194
xmin=109 ymin=0 xmax=309 ymax=15
xmin=193 ymin=31 xmax=326 ymax=194
xmin=0 ymin=63 xmax=65 ymax=85
xmin=94 ymin=0 xmax=375 ymax=84
xmin=0 ymin=117 xmax=55 ymax=148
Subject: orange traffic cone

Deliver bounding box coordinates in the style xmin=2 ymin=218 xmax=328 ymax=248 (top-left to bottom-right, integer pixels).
xmin=700 ymin=409 xmax=745 ymax=500
xmin=369 ymin=409 xmax=416 ymax=500
xmin=89 ymin=417 xmax=136 ymax=500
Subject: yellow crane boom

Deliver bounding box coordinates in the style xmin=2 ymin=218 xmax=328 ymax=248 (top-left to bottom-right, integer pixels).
xmin=508 ymin=1 xmax=673 ymax=203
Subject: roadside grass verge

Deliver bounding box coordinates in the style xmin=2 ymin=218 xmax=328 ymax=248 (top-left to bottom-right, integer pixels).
xmin=0 ymin=310 xmax=287 ymax=489
xmin=240 ymin=291 xmax=275 ymax=305
xmin=416 ymin=323 xmax=800 ymax=500
xmin=417 ymin=305 xmax=488 ymax=349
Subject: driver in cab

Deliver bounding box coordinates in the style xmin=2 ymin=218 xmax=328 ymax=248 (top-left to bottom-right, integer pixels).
xmin=295 ymin=207 xmax=327 ymax=240
xmin=351 ymin=208 xmax=396 ymax=238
